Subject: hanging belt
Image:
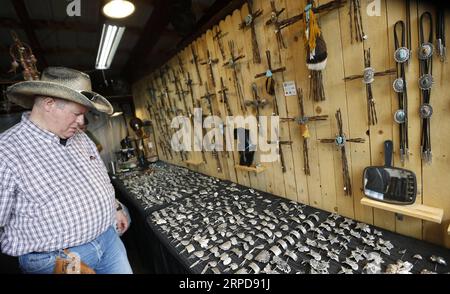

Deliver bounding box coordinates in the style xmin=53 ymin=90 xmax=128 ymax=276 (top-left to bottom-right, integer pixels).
xmin=418 ymin=11 xmax=434 ymax=164
xmin=393 ymin=20 xmax=409 ymax=163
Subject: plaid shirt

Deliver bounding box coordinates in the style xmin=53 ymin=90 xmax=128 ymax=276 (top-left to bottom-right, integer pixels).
xmin=0 ymin=113 xmax=115 ymax=256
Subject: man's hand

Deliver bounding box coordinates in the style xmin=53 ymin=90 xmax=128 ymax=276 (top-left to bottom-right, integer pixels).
xmin=115 ymin=210 xmax=129 ymax=235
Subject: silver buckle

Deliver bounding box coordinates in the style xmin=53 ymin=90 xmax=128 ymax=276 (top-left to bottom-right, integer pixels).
xmin=394 ymin=109 xmax=406 ymax=124
xmin=419 ymin=103 xmax=433 ymax=119
xmin=418 ymin=73 xmax=433 ymax=90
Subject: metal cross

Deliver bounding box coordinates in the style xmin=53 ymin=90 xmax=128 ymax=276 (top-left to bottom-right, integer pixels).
xmin=239 ymin=0 xmax=262 ymax=64
xmin=218 ymin=77 xmax=233 ymax=116
xmin=184 ymin=72 xmax=196 ymax=109
xmin=177 ymin=54 xmax=186 ymax=75
xmin=277 ymin=0 xmax=345 ymax=33
xmin=281 ymin=89 xmax=328 ymax=175
xmin=254 ymin=50 xmax=286 ymax=114
xmin=223 ymin=40 xmax=246 ymax=113
xmin=200 ymin=50 xmax=219 ymax=87
xmin=319 ymin=109 xmax=365 ymax=195
xmin=190 ymin=45 xmax=202 ymax=86
xmin=213 ymin=26 xmax=228 ymax=60
xmin=200 ymin=83 xmax=216 ymax=116
xmin=244 ymin=83 xmax=270 ymax=127
xmin=267 ymin=125 xmax=292 ymax=173
xmin=343 ymin=48 xmax=396 ymax=126
xmin=265 ymin=0 xmax=287 ymax=49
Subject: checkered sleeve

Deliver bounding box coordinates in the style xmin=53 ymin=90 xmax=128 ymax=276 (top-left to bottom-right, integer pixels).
xmin=0 ymin=161 xmax=16 ymax=227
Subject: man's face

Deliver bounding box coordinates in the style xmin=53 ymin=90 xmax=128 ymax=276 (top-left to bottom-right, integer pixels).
xmin=49 ymin=99 xmax=88 ymax=139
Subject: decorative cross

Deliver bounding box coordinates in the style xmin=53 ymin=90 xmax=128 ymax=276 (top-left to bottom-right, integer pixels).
xmin=223 ymin=40 xmax=246 ymax=113
xmin=319 ymin=109 xmax=365 ymax=195
xmin=265 ymin=0 xmax=287 ymax=49
xmin=177 ymin=54 xmax=186 ymax=75
xmin=184 ymin=72 xmax=196 ymax=109
xmin=190 ymin=45 xmax=202 ymax=86
xmin=239 ymin=0 xmax=262 ymax=64
xmin=200 ymin=83 xmax=216 ymax=116
xmin=277 ymin=0 xmax=345 ymax=33
xmin=244 ymin=83 xmax=270 ymax=127
xmin=200 ymin=50 xmax=219 ymax=87
xmin=218 ymin=77 xmax=233 ymax=116
xmin=281 ymin=88 xmax=327 ymax=175
xmin=254 ymin=50 xmax=286 ymax=114
xmin=343 ymin=48 xmax=396 ymax=126
xmin=213 ymin=26 xmax=228 ymax=60
xmin=268 ymin=125 xmax=292 ymax=173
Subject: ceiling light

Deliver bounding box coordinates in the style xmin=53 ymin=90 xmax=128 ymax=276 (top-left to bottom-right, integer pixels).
xmin=103 ymin=0 xmax=135 ymax=19
xmin=95 ymin=24 xmax=125 ymax=70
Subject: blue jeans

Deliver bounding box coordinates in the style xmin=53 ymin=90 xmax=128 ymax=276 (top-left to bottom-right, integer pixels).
xmin=18 ymin=226 xmax=133 ymax=274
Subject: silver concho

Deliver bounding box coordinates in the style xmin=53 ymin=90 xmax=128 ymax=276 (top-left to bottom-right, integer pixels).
xmin=245 ymin=14 xmax=253 ymax=26
xmin=394 ymin=109 xmax=406 ymax=124
xmin=419 ymin=103 xmax=433 ymax=119
xmin=335 ymin=135 xmax=346 ymax=147
xmin=418 ymin=42 xmax=434 ymax=60
xmin=419 ymin=74 xmax=433 ymax=90
xmin=394 ymin=47 xmax=410 ymax=63
xmin=363 ymin=67 xmax=375 ymax=84
xmin=392 ymin=77 xmax=404 ymax=93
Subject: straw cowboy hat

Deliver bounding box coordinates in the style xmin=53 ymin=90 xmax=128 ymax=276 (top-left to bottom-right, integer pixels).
xmin=6 ymin=67 xmax=113 ymax=115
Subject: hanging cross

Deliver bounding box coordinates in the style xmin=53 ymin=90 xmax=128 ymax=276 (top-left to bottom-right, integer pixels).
xmin=343 ymin=48 xmax=396 ymax=125
xmin=218 ymin=77 xmax=233 ymax=116
xmin=319 ymin=109 xmax=365 ymax=195
xmin=213 ymin=26 xmax=228 ymax=60
xmin=200 ymin=83 xmax=216 ymax=116
xmin=267 ymin=125 xmax=292 ymax=173
xmin=190 ymin=45 xmax=203 ymax=86
xmin=177 ymin=54 xmax=186 ymax=75
xmin=244 ymin=83 xmax=270 ymax=127
xmin=281 ymin=88 xmax=327 ymax=175
xmin=265 ymin=0 xmax=287 ymax=49
xmin=223 ymin=40 xmax=246 ymax=113
xmin=277 ymin=0 xmax=345 ymax=33
xmin=239 ymin=0 xmax=262 ymax=64
xmin=254 ymin=50 xmax=286 ymax=114
xmin=184 ymin=72 xmax=196 ymax=110
xmin=200 ymin=50 xmax=219 ymax=87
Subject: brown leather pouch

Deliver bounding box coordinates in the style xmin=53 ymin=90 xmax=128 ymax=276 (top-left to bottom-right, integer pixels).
xmin=53 ymin=249 xmax=95 ymax=274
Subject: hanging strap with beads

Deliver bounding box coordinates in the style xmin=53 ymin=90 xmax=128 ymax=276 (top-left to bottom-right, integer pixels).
xmin=393 ymin=20 xmax=410 ymax=163
xmin=418 ymin=12 xmax=434 ymax=164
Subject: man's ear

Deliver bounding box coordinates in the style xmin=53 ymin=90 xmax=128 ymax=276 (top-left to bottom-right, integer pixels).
xmin=41 ymin=97 xmax=56 ymax=112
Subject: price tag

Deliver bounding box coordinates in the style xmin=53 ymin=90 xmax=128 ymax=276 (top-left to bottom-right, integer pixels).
xmin=283 ymin=81 xmax=297 ymax=96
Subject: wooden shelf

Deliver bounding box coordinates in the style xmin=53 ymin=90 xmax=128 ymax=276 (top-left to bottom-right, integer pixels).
xmin=235 ymin=164 xmax=267 ymax=173
xmin=184 ymin=160 xmax=204 ymax=166
xmin=361 ymin=197 xmax=444 ymax=224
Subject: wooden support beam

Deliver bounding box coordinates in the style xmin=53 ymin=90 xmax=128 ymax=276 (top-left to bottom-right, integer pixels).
xmin=10 ymin=0 xmax=47 ymax=68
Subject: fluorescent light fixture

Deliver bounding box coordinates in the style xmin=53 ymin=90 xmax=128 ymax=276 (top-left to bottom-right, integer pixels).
xmin=95 ymin=24 xmax=125 ymax=70
xmin=103 ymin=0 xmax=135 ymax=19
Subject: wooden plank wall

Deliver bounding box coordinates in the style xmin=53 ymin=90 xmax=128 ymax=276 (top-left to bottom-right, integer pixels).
xmin=131 ymin=0 xmax=450 ymax=248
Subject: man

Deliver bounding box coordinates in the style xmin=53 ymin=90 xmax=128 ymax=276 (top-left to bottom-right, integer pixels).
xmin=0 ymin=67 xmax=132 ymax=274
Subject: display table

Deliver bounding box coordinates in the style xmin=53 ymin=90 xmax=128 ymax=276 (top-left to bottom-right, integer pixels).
xmin=112 ymin=161 xmax=450 ymax=274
